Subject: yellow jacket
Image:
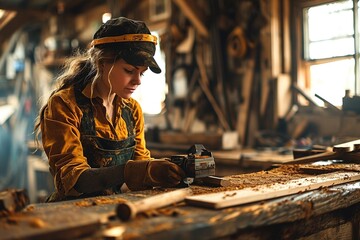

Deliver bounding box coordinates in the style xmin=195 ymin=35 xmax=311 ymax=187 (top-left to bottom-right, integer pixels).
xmin=41 ymin=83 xmax=151 ymax=198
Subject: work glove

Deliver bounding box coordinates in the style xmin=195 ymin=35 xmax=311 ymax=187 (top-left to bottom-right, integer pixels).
xmin=124 ymin=159 xmax=186 ymax=191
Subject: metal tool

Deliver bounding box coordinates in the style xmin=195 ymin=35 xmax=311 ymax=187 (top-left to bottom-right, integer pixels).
xmin=169 ymin=144 xmax=216 ymax=184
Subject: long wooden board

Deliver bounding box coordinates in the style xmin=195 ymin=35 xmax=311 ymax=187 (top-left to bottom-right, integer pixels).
xmin=185 ymin=171 xmax=360 ymax=209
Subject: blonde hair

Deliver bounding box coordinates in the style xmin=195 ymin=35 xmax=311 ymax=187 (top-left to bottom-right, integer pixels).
xmin=34 ymin=47 xmax=118 ymax=143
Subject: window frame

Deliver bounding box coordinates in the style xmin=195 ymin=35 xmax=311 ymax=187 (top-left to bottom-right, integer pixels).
xmin=293 ymin=0 xmax=360 ymax=105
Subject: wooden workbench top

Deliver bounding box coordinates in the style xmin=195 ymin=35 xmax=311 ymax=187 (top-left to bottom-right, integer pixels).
xmin=2 ymin=164 xmax=360 ymax=239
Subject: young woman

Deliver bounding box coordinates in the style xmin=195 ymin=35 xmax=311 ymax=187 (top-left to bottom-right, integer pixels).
xmin=35 ymin=17 xmax=185 ymax=202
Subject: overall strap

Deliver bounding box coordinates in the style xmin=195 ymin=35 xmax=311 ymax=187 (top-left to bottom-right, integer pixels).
xmin=74 ymin=84 xmax=96 ymax=135
xmin=121 ymin=103 xmax=135 ymax=137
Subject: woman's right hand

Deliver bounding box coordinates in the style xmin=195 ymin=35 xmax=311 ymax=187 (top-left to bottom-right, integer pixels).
xmin=124 ymin=159 xmax=186 ymax=191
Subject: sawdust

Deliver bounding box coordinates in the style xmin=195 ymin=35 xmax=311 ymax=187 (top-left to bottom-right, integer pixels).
xmin=140 ymin=206 xmax=187 ymax=219
xmin=24 ymin=205 xmax=34 ymax=212
xmin=74 ymin=196 xmax=126 ymax=207
xmin=14 ymin=164 xmax=354 ymax=222
xmin=187 ymin=165 xmax=310 ymax=195
xmin=299 ymin=163 xmax=360 ymax=174
xmin=187 ymin=164 xmax=360 ymax=195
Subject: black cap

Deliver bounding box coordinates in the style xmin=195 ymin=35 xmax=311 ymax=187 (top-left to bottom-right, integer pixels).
xmin=93 ymin=17 xmax=161 ymax=74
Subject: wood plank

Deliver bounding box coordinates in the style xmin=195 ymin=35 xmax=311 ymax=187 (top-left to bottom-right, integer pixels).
xmin=334 ymin=138 xmax=360 ymax=151
xmin=196 ymin=53 xmax=230 ymax=131
xmin=292 ymin=83 xmax=319 ymax=107
xmin=185 ymin=171 xmax=360 ymax=209
xmin=236 ymin=59 xmax=255 ymax=145
xmin=276 ymin=74 xmax=292 ymax=119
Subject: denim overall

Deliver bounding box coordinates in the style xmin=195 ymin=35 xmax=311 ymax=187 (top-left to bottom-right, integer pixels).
xmin=74 ymin=85 xmax=136 ymax=196
xmin=46 ymin=85 xmax=136 ymax=202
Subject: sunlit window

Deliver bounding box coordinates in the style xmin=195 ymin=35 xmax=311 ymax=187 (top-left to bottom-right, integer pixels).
xmin=303 ymin=0 xmax=358 ymax=107
xmin=310 ymin=59 xmax=355 ymax=106
xmin=132 ymin=31 xmax=166 ymax=114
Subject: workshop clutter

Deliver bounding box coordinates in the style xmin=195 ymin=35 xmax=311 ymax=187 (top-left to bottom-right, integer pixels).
xmin=158 ymin=131 xmax=239 ymax=150
xmin=154 ymin=0 xmax=270 ymax=149
xmin=342 ymin=90 xmax=360 ymax=114
xmin=0 ymin=189 xmax=29 ymax=217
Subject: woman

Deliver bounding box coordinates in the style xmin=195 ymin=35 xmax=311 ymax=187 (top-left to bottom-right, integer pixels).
xmin=35 ymin=17 xmax=185 ymax=202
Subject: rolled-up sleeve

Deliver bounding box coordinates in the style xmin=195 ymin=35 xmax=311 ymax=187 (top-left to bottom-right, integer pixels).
xmin=41 ymin=89 xmax=90 ymax=197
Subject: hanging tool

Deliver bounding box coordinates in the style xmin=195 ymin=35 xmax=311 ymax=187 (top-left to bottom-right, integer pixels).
xmin=227 ymin=26 xmax=247 ymax=59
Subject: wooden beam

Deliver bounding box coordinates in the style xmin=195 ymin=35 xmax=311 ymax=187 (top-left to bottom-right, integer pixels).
xmin=0 ymin=11 xmax=16 ymax=30
xmin=0 ymin=10 xmax=51 ymax=48
xmin=196 ymin=53 xmax=230 ymax=131
xmin=121 ymin=0 xmax=145 ymax=16
xmin=236 ymin=59 xmax=255 ymax=145
xmin=172 ymin=0 xmax=209 ymax=38
xmin=292 ymin=82 xmax=319 ymax=106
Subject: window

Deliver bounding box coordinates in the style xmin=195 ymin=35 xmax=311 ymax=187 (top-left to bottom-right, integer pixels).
xmin=132 ymin=31 xmax=167 ymax=115
xmin=301 ymin=0 xmax=359 ymax=107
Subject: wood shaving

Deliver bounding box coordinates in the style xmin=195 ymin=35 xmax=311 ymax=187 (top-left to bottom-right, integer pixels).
xmin=74 ymin=197 xmax=126 ymax=207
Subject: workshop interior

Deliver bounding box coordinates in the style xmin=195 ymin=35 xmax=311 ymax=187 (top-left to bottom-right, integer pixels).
xmin=2 ymin=0 xmax=360 ymax=239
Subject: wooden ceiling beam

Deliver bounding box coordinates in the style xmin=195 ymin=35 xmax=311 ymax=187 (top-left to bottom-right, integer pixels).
xmin=0 ymin=9 xmax=50 ymax=48
xmin=172 ymin=0 xmax=208 ymax=38
xmin=0 ymin=11 xmax=16 ymax=30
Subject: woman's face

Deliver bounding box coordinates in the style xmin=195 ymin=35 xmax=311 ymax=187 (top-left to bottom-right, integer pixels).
xmin=101 ymin=58 xmax=148 ymax=99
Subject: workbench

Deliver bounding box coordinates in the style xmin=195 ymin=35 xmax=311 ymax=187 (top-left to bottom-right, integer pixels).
xmin=2 ymin=164 xmax=360 ymax=239
xmin=149 ymin=142 xmax=294 ymax=176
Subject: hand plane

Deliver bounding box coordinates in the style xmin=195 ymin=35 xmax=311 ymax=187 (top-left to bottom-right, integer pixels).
xmin=169 ymin=144 xmax=230 ymax=187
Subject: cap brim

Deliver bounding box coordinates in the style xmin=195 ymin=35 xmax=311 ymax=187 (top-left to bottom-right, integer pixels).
xmin=123 ymin=51 xmax=161 ymax=74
